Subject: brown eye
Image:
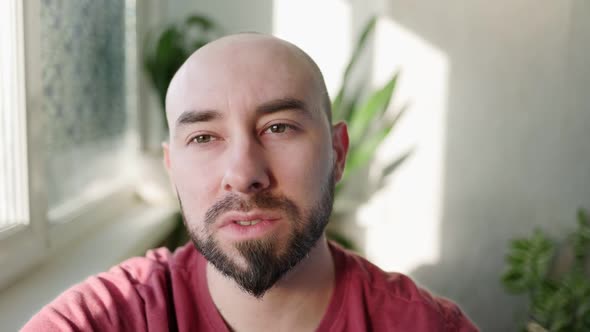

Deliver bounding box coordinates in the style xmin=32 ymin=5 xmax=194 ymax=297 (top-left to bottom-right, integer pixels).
xmin=193 ymin=135 xmax=212 ymax=143
xmin=268 ymin=124 xmax=287 ymax=133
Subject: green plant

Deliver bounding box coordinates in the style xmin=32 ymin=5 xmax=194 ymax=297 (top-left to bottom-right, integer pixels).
xmin=143 ymin=15 xmax=222 ymax=126
xmin=332 ymin=16 xmax=410 ymax=195
xmin=502 ymin=208 xmax=590 ymax=332
xmin=326 ymin=16 xmax=411 ymax=250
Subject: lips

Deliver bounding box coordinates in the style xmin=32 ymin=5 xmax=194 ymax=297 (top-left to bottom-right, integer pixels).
xmin=235 ymin=219 xmax=262 ymax=226
xmin=215 ymin=211 xmax=282 ymax=240
xmin=217 ymin=211 xmax=280 ymax=229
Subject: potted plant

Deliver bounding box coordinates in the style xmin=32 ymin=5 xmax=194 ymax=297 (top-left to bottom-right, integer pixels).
xmin=327 ymin=16 xmax=411 ymax=250
xmin=502 ymin=208 xmax=590 ymax=331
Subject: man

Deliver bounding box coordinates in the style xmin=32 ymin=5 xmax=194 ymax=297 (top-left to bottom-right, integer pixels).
xmin=23 ymin=34 xmax=478 ymax=331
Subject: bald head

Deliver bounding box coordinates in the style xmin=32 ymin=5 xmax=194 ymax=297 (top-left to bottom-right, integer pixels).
xmin=165 ymin=33 xmax=332 ymax=132
xmin=161 ymin=33 xmax=352 ymax=300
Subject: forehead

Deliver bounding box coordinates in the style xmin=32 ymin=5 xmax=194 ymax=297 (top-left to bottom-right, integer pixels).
xmin=166 ymin=37 xmax=324 ymax=125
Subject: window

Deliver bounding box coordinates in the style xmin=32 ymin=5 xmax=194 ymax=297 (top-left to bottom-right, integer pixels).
xmin=0 ymin=0 xmax=146 ymax=290
xmin=41 ymin=0 xmax=135 ymax=220
xmin=0 ymin=0 xmax=28 ymax=234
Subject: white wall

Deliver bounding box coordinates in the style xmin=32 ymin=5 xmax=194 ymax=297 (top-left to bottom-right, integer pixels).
xmin=152 ymin=1 xmax=590 ymax=330
xmin=164 ymin=0 xmax=274 ymax=34
xmin=363 ymin=0 xmax=590 ymax=331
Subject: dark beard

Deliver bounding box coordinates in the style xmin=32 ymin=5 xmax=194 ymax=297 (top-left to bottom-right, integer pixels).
xmin=179 ymin=172 xmax=335 ymax=298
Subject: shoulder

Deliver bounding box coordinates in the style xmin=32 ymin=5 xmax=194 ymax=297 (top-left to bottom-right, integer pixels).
xmin=21 ymin=243 xmax=198 ymax=331
xmin=118 ymin=242 xmax=198 ymax=282
xmin=331 ymin=243 xmax=478 ymax=331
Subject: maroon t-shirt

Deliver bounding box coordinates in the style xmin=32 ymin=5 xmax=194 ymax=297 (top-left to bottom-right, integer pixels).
xmin=22 ymin=242 xmax=478 ymax=331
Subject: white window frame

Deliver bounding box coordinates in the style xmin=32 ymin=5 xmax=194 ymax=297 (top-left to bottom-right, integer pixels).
xmin=0 ymin=0 xmax=172 ymax=291
xmin=0 ymin=0 xmax=46 ymax=291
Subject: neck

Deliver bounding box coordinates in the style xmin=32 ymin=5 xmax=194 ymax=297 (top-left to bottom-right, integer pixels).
xmin=207 ymin=235 xmax=335 ymax=332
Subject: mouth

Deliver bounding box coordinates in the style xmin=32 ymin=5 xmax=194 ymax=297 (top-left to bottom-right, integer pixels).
xmin=217 ymin=211 xmax=282 ymax=240
xmin=234 ymin=219 xmax=263 ymax=226
xmin=219 ymin=211 xmax=279 ymax=227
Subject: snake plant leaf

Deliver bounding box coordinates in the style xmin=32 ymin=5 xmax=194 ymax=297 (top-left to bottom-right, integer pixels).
xmin=332 ymin=90 xmax=344 ymax=121
xmin=344 ymin=123 xmax=393 ymax=180
xmin=343 ymin=16 xmax=377 ymax=85
xmin=342 ymin=16 xmax=376 ymax=93
xmin=336 ymin=79 xmax=366 ymax=125
xmin=371 ymin=149 xmax=414 ymax=193
xmin=350 ymin=101 xmax=407 ymax=152
xmin=348 ymin=72 xmax=399 ymax=143
xmin=332 ymin=16 xmax=377 ymax=121
xmin=381 ymin=149 xmax=413 ymax=179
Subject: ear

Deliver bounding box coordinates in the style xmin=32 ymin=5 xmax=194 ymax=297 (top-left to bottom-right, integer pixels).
xmin=162 ymin=141 xmax=178 ymax=194
xmin=162 ymin=141 xmax=171 ymax=172
xmin=331 ymin=122 xmax=349 ymax=183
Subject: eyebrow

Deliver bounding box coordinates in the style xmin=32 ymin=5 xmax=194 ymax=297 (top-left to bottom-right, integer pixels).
xmin=175 ymin=109 xmax=222 ymax=128
xmin=175 ymin=97 xmax=310 ymax=129
xmin=256 ymin=97 xmax=310 ymax=117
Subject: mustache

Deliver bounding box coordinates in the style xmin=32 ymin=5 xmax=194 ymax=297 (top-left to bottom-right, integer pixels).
xmin=203 ymin=192 xmax=301 ymax=225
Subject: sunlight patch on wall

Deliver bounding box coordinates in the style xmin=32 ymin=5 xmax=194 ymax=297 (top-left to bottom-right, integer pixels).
xmin=272 ymin=0 xmax=351 ymax=97
xmin=359 ymin=17 xmax=449 ymax=274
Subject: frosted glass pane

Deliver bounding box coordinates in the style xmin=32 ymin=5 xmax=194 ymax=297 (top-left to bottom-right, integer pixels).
xmin=41 ymin=0 xmax=131 ymax=211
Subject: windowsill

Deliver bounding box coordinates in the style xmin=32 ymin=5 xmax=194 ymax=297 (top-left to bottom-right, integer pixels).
xmin=0 ymin=199 xmax=179 ymax=331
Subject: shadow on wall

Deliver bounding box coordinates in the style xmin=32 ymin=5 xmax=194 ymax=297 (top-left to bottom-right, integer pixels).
xmin=379 ymin=1 xmax=590 ymax=331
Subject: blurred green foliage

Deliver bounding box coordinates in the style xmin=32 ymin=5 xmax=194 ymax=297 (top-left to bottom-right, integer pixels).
xmin=502 ymin=209 xmax=590 ymax=331
xmin=143 ymin=15 xmax=222 ymax=124
xmin=327 ymin=16 xmax=410 ymax=250
xmin=332 ymin=16 xmax=409 ymax=195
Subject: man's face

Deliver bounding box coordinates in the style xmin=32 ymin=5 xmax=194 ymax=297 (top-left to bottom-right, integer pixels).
xmin=163 ymin=35 xmax=348 ymax=297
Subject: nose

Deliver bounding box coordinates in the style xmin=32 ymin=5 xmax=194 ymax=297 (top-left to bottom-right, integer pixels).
xmin=221 ymin=138 xmax=271 ymax=194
